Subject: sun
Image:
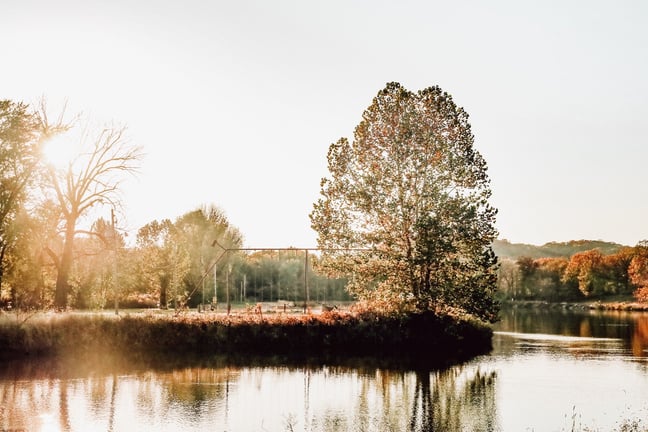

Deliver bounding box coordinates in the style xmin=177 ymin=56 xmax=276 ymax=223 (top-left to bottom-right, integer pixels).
xmin=41 ymin=130 xmax=83 ymax=172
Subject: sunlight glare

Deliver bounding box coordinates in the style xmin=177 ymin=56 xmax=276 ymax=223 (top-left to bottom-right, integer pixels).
xmin=42 ymin=131 xmax=82 ymax=172
xmin=37 ymin=412 xmax=61 ymax=432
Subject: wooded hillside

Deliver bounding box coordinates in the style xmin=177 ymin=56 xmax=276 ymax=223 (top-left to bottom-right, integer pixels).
xmin=493 ymin=239 xmax=627 ymax=260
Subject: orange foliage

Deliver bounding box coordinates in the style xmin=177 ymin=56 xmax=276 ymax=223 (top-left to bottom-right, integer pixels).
xmin=630 ymin=256 xmax=648 ymax=286
xmin=535 ymin=257 xmax=569 ymax=275
xmin=630 ymin=246 xmax=648 ymax=302
xmin=563 ymin=250 xmax=604 ymax=296
xmin=634 ymin=286 xmax=648 ymax=303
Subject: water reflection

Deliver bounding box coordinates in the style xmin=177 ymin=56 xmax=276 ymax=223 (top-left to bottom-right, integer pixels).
xmin=0 ymin=354 xmax=497 ymax=432
xmin=490 ymin=308 xmax=648 ymax=431
xmin=408 ymin=367 xmax=497 ymax=432
xmin=495 ymin=307 xmax=648 ymax=359
xmin=633 ymin=315 xmax=648 ymax=357
xmin=2 ymin=309 xmax=648 ymax=431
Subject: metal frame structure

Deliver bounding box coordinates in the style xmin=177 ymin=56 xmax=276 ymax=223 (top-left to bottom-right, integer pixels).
xmin=193 ymin=240 xmax=368 ymax=314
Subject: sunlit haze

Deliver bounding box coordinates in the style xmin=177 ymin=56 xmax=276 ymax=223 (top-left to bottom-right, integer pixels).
xmin=2 ymin=0 xmax=647 ymax=247
xmin=41 ymin=129 xmax=84 ymax=172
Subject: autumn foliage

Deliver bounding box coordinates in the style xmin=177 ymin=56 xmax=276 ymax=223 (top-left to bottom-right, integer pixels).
xmin=499 ymin=241 xmax=648 ymax=302
xmin=310 ymin=83 xmax=499 ymax=322
xmin=629 ymin=242 xmax=648 ymax=302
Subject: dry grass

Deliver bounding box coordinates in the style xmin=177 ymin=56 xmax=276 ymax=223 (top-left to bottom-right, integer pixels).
xmin=0 ymin=309 xmax=492 ymax=365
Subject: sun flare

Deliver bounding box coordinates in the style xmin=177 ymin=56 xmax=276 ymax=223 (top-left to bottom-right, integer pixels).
xmin=41 ymin=131 xmax=83 ymax=171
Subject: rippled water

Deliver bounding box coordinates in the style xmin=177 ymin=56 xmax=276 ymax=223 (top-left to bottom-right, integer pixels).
xmin=1 ymin=308 xmax=647 ymax=431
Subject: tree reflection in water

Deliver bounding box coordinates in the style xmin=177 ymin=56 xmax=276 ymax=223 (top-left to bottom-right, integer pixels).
xmin=3 ymin=309 xmax=648 ymax=431
xmin=632 ymin=315 xmax=648 ymax=357
xmin=0 ymin=354 xmax=498 ymax=432
xmin=496 ymin=307 xmax=648 ymax=359
xmin=408 ymin=367 xmax=497 ymax=432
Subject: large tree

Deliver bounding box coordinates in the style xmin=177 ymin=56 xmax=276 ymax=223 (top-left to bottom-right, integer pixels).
xmin=0 ymin=101 xmax=41 ymax=293
xmin=174 ymin=205 xmax=243 ymax=303
xmin=0 ymin=100 xmax=68 ymax=301
xmin=310 ymin=82 xmax=499 ymax=321
xmin=136 ymin=218 xmax=190 ymax=309
xmin=136 ymin=205 xmax=242 ymax=309
xmin=45 ymin=124 xmax=142 ymax=308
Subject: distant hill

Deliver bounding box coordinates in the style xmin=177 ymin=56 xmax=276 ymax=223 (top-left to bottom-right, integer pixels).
xmin=492 ymin=239 xmax=628 ymax=260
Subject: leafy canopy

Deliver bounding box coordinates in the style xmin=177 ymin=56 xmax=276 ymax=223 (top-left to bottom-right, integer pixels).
xmin=310 ymin=82 xmax=499 ymax=322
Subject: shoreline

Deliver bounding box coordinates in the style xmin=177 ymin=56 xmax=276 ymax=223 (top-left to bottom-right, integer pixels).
xmin=0 ymin=310 xmax=493 ymax=368
xmin=502 ymin=299 xmax=648 ymax=312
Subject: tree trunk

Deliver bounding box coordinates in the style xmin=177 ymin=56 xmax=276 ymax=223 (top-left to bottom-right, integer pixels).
xmin=54 ymin=219 xmax=76 ymax=308
xmin=159 ymin=275 xmax=169 ymax=309
xmin=0 ymin=242 xmax=5 ymax=297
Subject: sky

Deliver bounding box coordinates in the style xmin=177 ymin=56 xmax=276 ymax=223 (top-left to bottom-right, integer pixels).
xmin=2 ymin=0 xmax=647 ymax=248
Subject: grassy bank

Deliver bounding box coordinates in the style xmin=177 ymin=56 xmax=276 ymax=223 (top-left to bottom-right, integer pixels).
xmin=0 ymin=310 xmax=492 ymax=366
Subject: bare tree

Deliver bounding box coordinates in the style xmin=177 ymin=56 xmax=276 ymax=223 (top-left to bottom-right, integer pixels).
xmin=45 ymin=124 xmax=142 ymax=308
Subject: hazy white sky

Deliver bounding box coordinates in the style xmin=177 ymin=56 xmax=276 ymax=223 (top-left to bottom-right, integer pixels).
xmin=2 ymin=0 xmax=647 ymax=247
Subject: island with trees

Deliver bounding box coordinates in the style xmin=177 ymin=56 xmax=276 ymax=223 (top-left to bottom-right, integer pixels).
xmin=1 ymin=84 xmax=504 ymax=365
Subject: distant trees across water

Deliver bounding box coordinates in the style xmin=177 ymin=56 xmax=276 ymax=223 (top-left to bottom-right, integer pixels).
xmin=497 ymin=240 xmax=648 ymax=302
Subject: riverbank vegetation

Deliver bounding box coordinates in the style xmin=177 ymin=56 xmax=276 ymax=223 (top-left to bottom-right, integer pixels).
xmin=0 ymin=308 xmax=492 ymax=365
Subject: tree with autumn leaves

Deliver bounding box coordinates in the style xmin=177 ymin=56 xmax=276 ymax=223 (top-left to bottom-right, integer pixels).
xmin=629 ymin=241 xmax=648 ymax=302
xmin=310 ymin=83 xmax=499 ymax=322
xmin=506 ymin=242 xmax=648 ymax=302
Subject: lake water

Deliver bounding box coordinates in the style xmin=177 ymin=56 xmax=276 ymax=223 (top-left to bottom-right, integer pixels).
xmin=1 ymin=308 xmax=647 ymax=431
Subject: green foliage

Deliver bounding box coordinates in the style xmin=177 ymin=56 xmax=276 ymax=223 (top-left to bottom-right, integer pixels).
xmin=243 ymin=251 xmax=350 ymax=304
xmin=136 ymin=205 xmax=243 ymax=309
xmin=137 ymin=218 xmax=192 ymax=308
xmin=0 ymin=100 xmax=41 ymax=298
xmin=310 ymin=82 xmax=499 ymax=322
xmin=174 ymin=205 xmax=243 ymax=307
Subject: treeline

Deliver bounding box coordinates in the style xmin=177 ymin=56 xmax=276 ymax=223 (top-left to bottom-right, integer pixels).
xmin=3 ymin=203 xmax=350 ymax=310
xmin=497 ymin=242 xmax=648 ymax=302
xmin=493 ymin=239 xmax=625 ymax=260
xmin=0 ymin=99 xmax=348 ymax=311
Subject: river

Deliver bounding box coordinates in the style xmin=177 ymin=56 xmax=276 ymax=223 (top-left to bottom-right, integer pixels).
xmin=1 ymin=308 xmax=647 ymax=431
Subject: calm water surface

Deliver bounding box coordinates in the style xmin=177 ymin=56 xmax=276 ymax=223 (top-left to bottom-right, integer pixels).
xmin=1 ymin=308 xmax=648 ymax=431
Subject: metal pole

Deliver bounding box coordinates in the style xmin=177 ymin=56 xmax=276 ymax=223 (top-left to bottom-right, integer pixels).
xmin=207 ymin=240 xmax=369 ymax=315
xmin=201 ymin=256 xmax=205 ymax=312
xmin=213 ymin=265 xmax=217 ymax=310
xmin=112 ymin=208 xmax=118 ymax=315
xmin=226 ymin=263 xmax=231 ymax=315
xmin=304 ymin=250 xmax=308 ymax=313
